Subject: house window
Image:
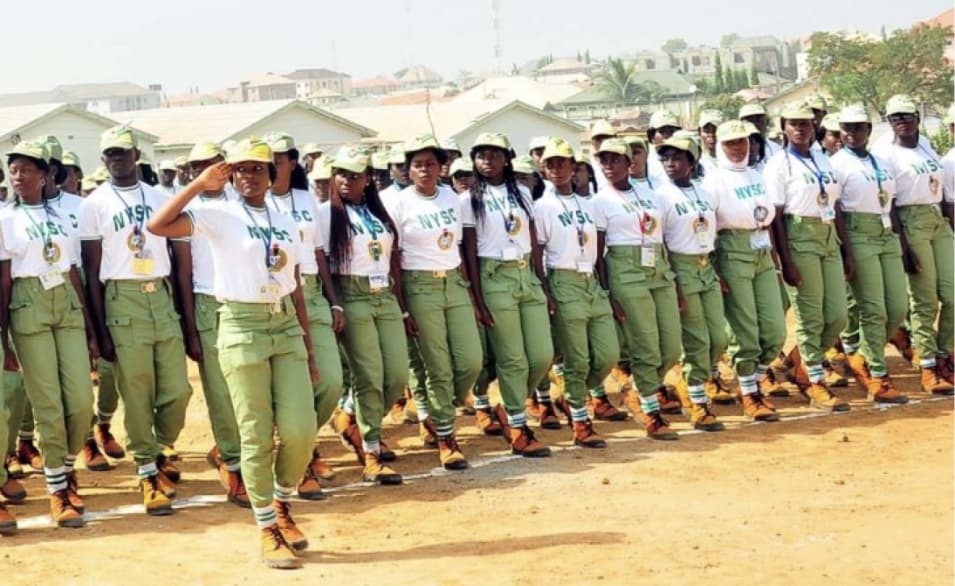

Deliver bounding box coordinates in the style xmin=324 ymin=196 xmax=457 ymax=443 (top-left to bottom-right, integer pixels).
xmin=645 ymin=59 xmax=655 ymax=70
xmin=734 ymin=53 xmax=744 ymax=64
xmin=691 ymin=56 xmax=701 ymax=66
xmin=703 ymin=56 xmax=710 ymax=66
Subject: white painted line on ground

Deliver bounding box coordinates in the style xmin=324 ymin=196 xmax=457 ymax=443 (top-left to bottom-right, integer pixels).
xmin=14 ymin=395 xmax=950 ymax=529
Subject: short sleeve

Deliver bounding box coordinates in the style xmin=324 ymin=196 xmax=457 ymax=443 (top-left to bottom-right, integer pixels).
xmin=0 ymin=213 xmax=11 ymax=261
xmin=533 ymin=200 xmax=550 ymax=245
xmin=763 ymin=155 xmax=787 ymax=208
xmin=78 ymin=196 xmax=102 ymax=240
xmin=185 ymin=203 xmax=221 ymax=238
xmin=943 ymin=153 xmax=955 ymax=203
xmin=459 ymin=192 xmax=475 ymax=227
xmin=592 ymin=194 xmax=608 ymax=231
xmin=316 ymin=203 xmax=332 ymax=251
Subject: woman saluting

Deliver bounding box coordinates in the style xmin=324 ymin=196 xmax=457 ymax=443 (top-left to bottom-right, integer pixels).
xmin=148 ymin=137 xmax=319 ymax=570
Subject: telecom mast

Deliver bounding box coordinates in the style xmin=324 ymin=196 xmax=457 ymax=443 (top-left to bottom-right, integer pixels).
xmin=492 ymin=0 xmax=503 ymax=73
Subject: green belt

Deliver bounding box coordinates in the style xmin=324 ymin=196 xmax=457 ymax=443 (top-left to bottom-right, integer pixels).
xmin=335 ymin=274 xmax=393 ymax=297
xmin=301 ymin=272 xmax=322 ymax=294
xmin=897 ymin=203 xmax=943 ymax=219
xmin=669 ymin=251 xmax=713 ymax=270
xmin=219 ymin=295 xmax=296 ymax=316
xmin=548 ymin=268 xmax=594 ymax=281
xmin=479 ymin=255 xmax=530 ymax=271
xmin=107 ymin=277 xmax=166 ymax=294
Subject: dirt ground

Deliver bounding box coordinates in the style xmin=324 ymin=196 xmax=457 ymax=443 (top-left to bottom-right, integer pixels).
xmin=1 ymin=349 xmax=952 ymax=585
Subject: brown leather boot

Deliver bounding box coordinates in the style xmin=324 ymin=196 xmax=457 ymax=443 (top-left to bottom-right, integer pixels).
xmin=888 ymin=328 xmax=915 ymax=364
xmin=845 ymin=353 xmax=871 ymax=388
xmin=921 ymin=366 xmax=955 ymax=395
xmin=379 ymin=440 xmax=397 ymax=462
xmin=741 ymin=391 xmax=780 ymax=422
xmin=156 ymin=454 xmax=181 ymax=483
xmin=437 ymin=434 xmax=468 ymax=470
xmin=307 ymin=447 xmax=337 ymax=481
xmin=0 ymin=502 xmax=16 ymax=535
xmin=50 ymin=489 xmax=85 ymax=528
xmin=94 ymin=422 xmax=125 ymax=459
xmin=620 ymin=387 xmax=643 ymax=417
xmin=572 ymin=419 xmax=607 ymax=448
xmin=801 ymin=382 xmax=850 ymax=412
xmin=588 ymin=395 xmax=628 ymax=421
xmin=685 ymin=403 xmax=724 ymax=432
xmin=937 ymin=355 xmax=954 ymax=385
xmin=222 ymin=467 xmax=251 ymax=508
xmin=789 ymin=352 xmax=811 ymax=391
xmin=363 ymin=451 xmax=403 ymax=485
xmin=643 ymin=411 xmax=679 ymax=440
xmin=823 ymin=362 xmax=848 ymax=387
xmin=759 ymin=369 xmax=789 ymax=398
xmin=65 ymin=471 xmax=85 ymax=514
xmin=475 ymin=407 xmax=504 ymax=436
xmin=275 ymin=499 xmax=307 ymax=552
xmin=261 ymin=524 xmax=301 ymax=569
xmin=704 ymin=377 xmax=736 ymax=405
xmin=386 ymin=395 xmax=408 ymax=424
xmin=333 ymin=410 xmax=367 ymax=464
xmin=155 ymin=469 xmax=177 ymax=499
xmin=4 ymin=453 xmax=24 ymax=480
xmin=867 ymin=376 xmax=908 ymax=404
xmin=525 ymin=395 xmax=541 ymax=420
xmin=654 ymin=387 xmax=683 ymax=415
xmin=296 ymin=468 xmax=326 ymax=501
xmin=538 ymin=400 xmax=562 ymax=429
xmin=0 ymin=475 xmax=26 ymax=504
xmin=205 ymin=446 xmax=222 ymax=470
xmin=81 ymin=438 xmax=111 ymax=472
xmin=139 ymin=475 xmax=173 ymax=516
xmin=495 ymin=406 xmax=551 ymax=457
xmin=17 ymin=438 xmax=42 ymax=470
xmin=419 ymin=417 xmax=439 ymax=449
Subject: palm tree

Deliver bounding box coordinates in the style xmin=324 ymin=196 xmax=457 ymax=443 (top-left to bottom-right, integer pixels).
xmin=595 ymin=57 xmax=637 ymax=102
xmin=632 ymin=80 xmax=668 ymax=105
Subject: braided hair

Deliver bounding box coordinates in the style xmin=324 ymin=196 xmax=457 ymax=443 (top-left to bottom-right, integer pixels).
xmin=468 ymin=147 xmax=531 ymax=224
xmin=327 ymin=172 xmax=397 ymax=274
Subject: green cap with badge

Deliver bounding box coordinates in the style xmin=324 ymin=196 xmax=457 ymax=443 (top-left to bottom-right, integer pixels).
xmin=307 ymin=156 xmax=332 ymax=181
xmin=188 ymin=141 xmax=226 ymax=164
xmin=821 ymin=113 xmax=841 ymax=132
xmin=100 ymin=125 xmax=137 ymax=152
xmin=439 ymin=138 xmax=462 ymax=154
xmin=403 ymin=134 xmax=444 ymax=159
xmin=716 ymin=120 xmax=751 ymax=143
xmin=657 ymin=135 xmax=701 ymax=162
xmin=371 ymin=151 xmax=390 ymax=170
xmin=780 ymin=102 xmax=815 ymax=120
xmin=226 ymin=136 xmax=273 ymax=164
xmin=590 ymin=119 xmax=616 ymax=139
xmin=511 ymin=155 xmax=535 ymax=174
xmin=649 ymin=110 xmax=680 ymax=130
xmin=175 ymin=156 xmax=188 ymax=168
xmin=594 ymin=137 xmax=631 ymax=160
xmin=328 ymin=145 xmax=369 ymax=174
xmin=541 ymin=136 xmax=577 ymax=161
xmin=265 ymin=132 xmax=296 ymax=154
xmin=39 ymin=135 xmax=63 ymax=161
xmin=739 ymin=103 xmax=766 ymax=119
xmin=449 ymin=158 xmax=474 ymax=176
xmin=698 ymin=109 xmax=723 ymax=128
xmin=838 ymin=104 xmax=870 ymax=124
xmin=158 ymin=159 xmax=177 ymax=171
xmin=624 ymin=135 xmax=648 ymax=150
xmin=470 ymin=132 xmax=512 ymax=152
xmin=807 ymin=94 xmax=828 ymax=112
xmin=61 ymin=150 xmax=80 ymax=168
xmin=6 ymin=140 xmax=50 ymax=165
xmin=387 ymin=144 xmax=405 ymax=165
xmin=300 ymin=142 xmax=323 ymax=157
xmin=885 ymin=94 xmax=918 ymax=116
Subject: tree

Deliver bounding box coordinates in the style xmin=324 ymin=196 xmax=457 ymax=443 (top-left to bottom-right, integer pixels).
xmin=701 ymin=95 xmax=745 ymax=121
xmin=662 ymin=38 xmax=688 ymax=54
xmin=632 ymin=80 xmax=668 ymax=105
xmin=585 ymin=49 xmax=592 ymax=64
xmin=595 ymin=57 xmax=638 ymax=102
xmin=736 ymin=68 xmax=749 ymax=90
xmin=714 ymin=53 xmax=724 ymax=94
xmin=750 ymin=61 xmax=760 ymax=87
xmin=808 ymin=26 xmax=954 ymax=117
xmin=720 ymin=33 xmax=740 ymax=48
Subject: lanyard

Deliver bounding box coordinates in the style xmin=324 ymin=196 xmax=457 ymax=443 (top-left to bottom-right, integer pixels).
xmin=916 ymin=143 xmax=939 ymax=164
xmin=20 ymin=205 xmax=56 ymax=260
xmin=110 ymin=183 xmax=147 ymax=244
xmin=352 ymin=204 xmax=380 ymax=239
xmin=614 ymin=186 xmax=651 ymax=244
xmin=242 ymin=202 xmax=275 ymax=270
xmin=788 ymin=147 xmax=827 ymax=194
xmin=843 ymin=147 xmax=888 ymax=207
xmin=680 ymin=184 xmax=707 ymax=223
xmin=556 ymin=193 xmax=586 ymax=251
xmin=269 ymin=190 xmax=297 ymax=216
xmin=489 ymin=186 xmax=519 ymax=235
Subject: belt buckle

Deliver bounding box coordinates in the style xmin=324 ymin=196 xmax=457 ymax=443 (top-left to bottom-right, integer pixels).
xmin=269 ymin=302 xmax=283 ymax=314
xmin=432 ymin=270 xmax=447 ymax=278
xmin=697 ymin=256 xmax=709 ymax=268
xmin=141 ymin=282 xmax=157 ymax=293
xmin=517 ymin=259 xmax=527 ymax=268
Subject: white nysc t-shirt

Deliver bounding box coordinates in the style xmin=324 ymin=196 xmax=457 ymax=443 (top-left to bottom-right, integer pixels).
xmin=657 ymin=182 xmax=717 ymax=254
xmin=830 ymin=149 xmax=896 ymax=219
xmin=763 ymin=149 xmax=839 ymax=220
xmin=460 ymin=183 xmax=534 ymax=260
xmin=533 ymin=186 xmax=598 ymax=272
xmin=872 ymin=141 xmax=944 ymax=207
xmin=0 ymin=203 xmax=75 ymax=284
xmin=317 ymin=201 xmax=394 ymax=289
xmin=390 ymin=185 xmax=463 ymax=271
xmin=267 ymin=188 xmax=321 ymax=275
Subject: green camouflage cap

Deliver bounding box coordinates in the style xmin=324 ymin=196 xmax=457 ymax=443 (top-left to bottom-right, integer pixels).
xmin=328 ymin=145 xmax=370 ymax=174
xmin=807 ymin=94 xmax=828 ymax=111
xmin=739 ymin=103 xmax=766 ymax=119
xmin=449 ymin=158 xmax=474 ymax=176
xmin=528 ymin=136 xmax=550 ymax=152
xmin=307 ymin=156 xmax=332 ymax=181
xmin=61 ymin=150 xmax=81 ymax=168
xmin=590 ymin=119 xmax=617 ymax=139
xmin=100 ymin=125 xmax=137 ymax=152
xmin=594 ymin=137 xmax=631 ymax=160
xmin=780 ymin=102 xmax=815 ymax=120
xmin=300 ymin=142 xmax=323 ymax=156
xmin=511 ymin=155 xmax=536 ymax=174
xmin=265 ymin=132 xmax=296 ymax=154
xmin=403 ymin=134 xmax=443 ymax=157
xmin=39 ymin=135 xmax=63 ymax=161
xmin=470 ymin=132 xmax=512 ymax=151
xmin=371 ymin=151 xmax=390 ymax=171
xmin=657 ymin=135 xmax=701 ymax=161
xmin=158 ymin=159 xmax=177 ymax=171
xmin=541 ymin=136 xmax=577 ymax=161
xmin=649 ymin=110 xmax=680 ymax=130
xmin=716 ymin=120 xmax=751 ymax=143
xmin=387 ymin=144 xmax=405 ymax=165
xmin=6 ymin=140 xmax=50 ymax=165
xmin=698 ymin=109 xmax=724 ymax=128
xmin=439 ymin=138 xmax=462 ymax=154
xmin=821 ymin=113 xmax=841 ymax=132
xmin=838 ymin=104 xmax=870 ymax=124
xmin=885 ymin=94 xmax=917 ymax=116
xmin=188 ymin=141 xmax=226 ymax=164
xmin=226 ymin=136 xmax=274 ymax=164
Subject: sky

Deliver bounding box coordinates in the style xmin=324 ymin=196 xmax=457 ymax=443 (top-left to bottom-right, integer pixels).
xmin=1 ymin=0 xmax=949 ymax=96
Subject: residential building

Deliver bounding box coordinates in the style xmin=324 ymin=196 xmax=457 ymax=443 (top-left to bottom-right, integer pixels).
xmin=229 ymin=73 xmax=297 ymax=103
xmin=452 ymin=76 xmax=582 ymax=110
xmin=395 ymin=65 xmax=443 ymax=90
xmin=0 ymin=82 xmax=161 ymax=115
xmin=553 ymin=71 xmax=697 ymax=122
xmin=287 ymin=68 xmax=353 ymax=100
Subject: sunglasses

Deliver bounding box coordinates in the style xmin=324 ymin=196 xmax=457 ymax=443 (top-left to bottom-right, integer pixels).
xmin=888 ymin=113 xmax=916 ymax=124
